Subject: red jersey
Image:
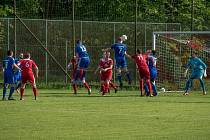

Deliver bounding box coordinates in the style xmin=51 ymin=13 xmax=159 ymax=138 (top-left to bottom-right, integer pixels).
xmin=132 ymin=54 xmax=149 ymax=71
xmin=19 ymin=59 xmax=38 ymax=76
xmin=99 ymin=58 xmax=113 ymax=73
xmin=71 ymin=58 xmax=78 ymax=71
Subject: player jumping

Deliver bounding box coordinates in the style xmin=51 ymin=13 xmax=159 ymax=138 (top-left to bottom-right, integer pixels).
xmin=184 ymin=52 xmax=207 ymax=95
xmin=72 ymin=40 xmax=91 ymax=95
xmin=127 ymin=49 xmax=153 ymax=96
xmin=19 ymin=53 xmax=39 ymax=100
xmin=2 ymin=50 xmax=21 ymax=100
xmin=102 ymin=36 xmax=131 ymax=88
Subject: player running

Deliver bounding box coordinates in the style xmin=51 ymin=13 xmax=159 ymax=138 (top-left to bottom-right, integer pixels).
xmin=144 ymin=50 xmax=158 ymax=96
xmin=102 ymin=35 xmax=131 ymax=88
xmin=72 ymin=40 xmax=91 ymax=95
xmin=184 ymin=52 xmax=207 ymax=95
xmin=2 ymin=50 xmax=21 ymax=100
xmin=14 ymin=53 xmax=23 ymax=93
xmin=95 ymin=52 xmax=117 ymax=95
xmin=127 ymin=49 xmax=153 ymax=96
xmin=19 ymin=53 xmax=39 ymax=100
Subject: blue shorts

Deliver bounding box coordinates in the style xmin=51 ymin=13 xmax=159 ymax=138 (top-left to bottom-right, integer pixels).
xmin=150 ymin=68 xmax=157 ymax=80
xmin=14 ymin=72 xmax=21 ymax=83
xmin=190 ymin=70 xmax=204 ymax=79
xmin=78 ymin=57 xmax=90 ymax=69
xmin=4 ymin=73 xmax=15 ymax=85
xmin=115 ymin=57 xmax=127 ymax=69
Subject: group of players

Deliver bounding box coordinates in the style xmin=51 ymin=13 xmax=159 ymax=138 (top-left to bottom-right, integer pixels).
xmin=69 ymin=35 xmax=158 ymax=96
xmin=2 ymin=50 xmax=38 ymax=100
xmin=2 ymin=35 xmax=208 ymax=100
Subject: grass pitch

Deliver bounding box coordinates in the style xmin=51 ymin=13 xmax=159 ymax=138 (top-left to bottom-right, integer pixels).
xmin=0 ymin=89 xmax=210 ymax=140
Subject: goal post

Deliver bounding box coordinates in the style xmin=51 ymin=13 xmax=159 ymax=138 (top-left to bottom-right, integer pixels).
xmin=153 ymin=31 xmax=210 ymax=91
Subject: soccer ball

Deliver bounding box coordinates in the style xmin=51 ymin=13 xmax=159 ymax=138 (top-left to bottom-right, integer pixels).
xmin=121 ymin=35 xmax=127 ymax=41
xmin=160 ymin=87 xmax=166 ymax=93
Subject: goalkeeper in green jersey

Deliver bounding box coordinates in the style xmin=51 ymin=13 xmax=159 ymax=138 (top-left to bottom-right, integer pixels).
xmin=184 ymin=52 xmax=207 ymax=95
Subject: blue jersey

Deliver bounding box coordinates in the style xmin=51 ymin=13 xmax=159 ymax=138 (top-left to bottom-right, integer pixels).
xmin=14 ymin=58 xmax=21 ymax=76
xmin=186 ymin=57 xmax=207 ymax=73
xmin=147 ymin=55 xmax=157 ymax=69
xmin=3 ymin=56 xmax=15 ymax=75
xmin=75 ymin=44 xmax=89 ymax=58
xmin=111 ymin=43 xmax=127 ymax=58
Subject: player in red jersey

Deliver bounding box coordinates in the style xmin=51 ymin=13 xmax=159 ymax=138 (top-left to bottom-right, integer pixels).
xmin=67 ymin=56 xmax=78 ymax=79
xmin=127 ymin=49 xmax=153 ymax=96
xmin=95 ymin=52 xmax=117 ymax=95
xmin=19 ymin=53 xmax=39 ymax=100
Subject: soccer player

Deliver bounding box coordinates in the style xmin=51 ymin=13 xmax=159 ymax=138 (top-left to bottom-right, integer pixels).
xmin=14 ymin=53 xmax=23 ymax=93
xmin=95 ymin=52 xmax=117 ymax=95
xmin=19 ymin=53 xmax=39 ymax=100
xmin=183 ymin=52 xmax=207 ymax=95
xmin=102 ymin=36 xmax=131 ymax=88
xmin=127 ymin=49 xmax=153 ymax=96
xmin=144 ymin=50 xmax=158 ymax=96
xmin=72 ymin=40 xmax=91 ymax=95
xmin=2 ymin=50 xmax=21 ymax=100
xmin=67 ymin=55 xmax=78 ymax=79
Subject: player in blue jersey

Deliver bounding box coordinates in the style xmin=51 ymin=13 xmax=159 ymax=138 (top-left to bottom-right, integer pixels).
xmin=2 ymin=50 xmax=21 ymax=100
xmin=102 ymin=36 xmax=131 ymax=88
xmin=184 ymin=52 xmax=207 ymax=95
xmin=72 ymin=40 xmax=91 ymax=95
xmin=144 ymin=50 xmax=158 ymax=96
xmin=14 ymin=53 xmax=23 ymax=93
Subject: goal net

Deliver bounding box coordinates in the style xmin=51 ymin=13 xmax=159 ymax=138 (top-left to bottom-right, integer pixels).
xmin=153 ymin=31 xmax=210 ymax=91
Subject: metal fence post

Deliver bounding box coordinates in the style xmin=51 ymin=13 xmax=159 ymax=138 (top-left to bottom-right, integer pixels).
xmin=7 ymin=19 xmax=10 ymax=50
xmin=113 ymin=23 xmax=116 ymax=83
xmin=45 ymin=19 xmax=48 ymax=85
xmin=65 ymin=40 xmax=68 ymax=84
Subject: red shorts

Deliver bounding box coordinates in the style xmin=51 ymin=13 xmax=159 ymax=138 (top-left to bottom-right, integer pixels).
xmin=22 ymin=74 xmax=36 ymax=85
xmin=138 ymin=69 xmax=150 ymax=80
xmin=100 ymin=71 xmax=112 ymax=81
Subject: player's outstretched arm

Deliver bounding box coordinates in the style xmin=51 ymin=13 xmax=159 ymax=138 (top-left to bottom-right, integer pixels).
xmin=13 ymin=63 xmax=21 ymax=71
xmin=35 ymin=67 xmax=39 ymax=78
xmin=94 ymin=66 xmax=100 ymax=74
xmin=125 ymin=52 xmax=132 ymax=60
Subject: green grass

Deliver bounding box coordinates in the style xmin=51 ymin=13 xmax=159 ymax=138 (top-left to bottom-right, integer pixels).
xmin=0 ymin=89 xmax=210 ymax=140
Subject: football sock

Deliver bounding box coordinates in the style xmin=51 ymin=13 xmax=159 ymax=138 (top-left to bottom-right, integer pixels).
xmin=199 ymin=79 xmax=206 ymax=93
xmin=104 ymin=83 xmax=109 ymax=93
xmin=3 ymin=85 xmax=7 ymax=99
xmin=20 ymin=88 xmax=25 ymax=99
xmin=139 ymin=79 xmax=144 ymax=95
xmin=8 ymin=87 xmax=15 ymax=99
xmin=151 ymin=80 xmax=157 ymax=96
xmin=117 ymin=74 xmax=122 ymax=85
xmin=185 ymin=78 xmax=192 ymax=93
xmin=32 ymin=87 xmax=38 ymax=99
xmin=146 ymin=79 xmax=152 ymax=95
xmin=72 ymin=84 xmax=77 ymax=94
xmin=110 ymin=82 xmax=117 ymax=89
xmin=125 ymin=71 xmax=131 ymax=84
xmin=144 ymin=84 xmax=150 ymax=96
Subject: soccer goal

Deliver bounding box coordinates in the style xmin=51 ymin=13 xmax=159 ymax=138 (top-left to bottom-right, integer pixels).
xmin=153 ymin=31 xmax=210 ymax=91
